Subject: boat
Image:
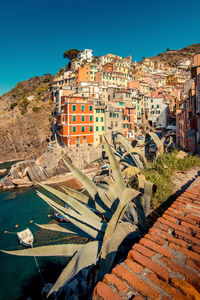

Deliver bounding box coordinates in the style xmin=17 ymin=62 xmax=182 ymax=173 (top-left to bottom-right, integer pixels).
xmin=17 ymin=228 xmax=34 ymax=247
xmin=53 ymin=211 xmax=69 ymax=222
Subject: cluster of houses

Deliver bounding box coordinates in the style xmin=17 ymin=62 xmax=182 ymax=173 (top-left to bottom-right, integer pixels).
xmin=52 ymin=48 xmax=192 ymax=148
xmin=176 ymin=54 xmax=200 ymax=154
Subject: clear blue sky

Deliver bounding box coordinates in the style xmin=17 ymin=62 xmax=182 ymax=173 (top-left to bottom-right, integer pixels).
xmin=0 ymin=0 xmax=200 ymax=96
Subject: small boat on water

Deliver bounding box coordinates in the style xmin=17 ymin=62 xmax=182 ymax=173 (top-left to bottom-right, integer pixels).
xmin=53 ymin=212 xmax=69 ymax=222
xmin=17 ymin=228 xmax=34 ymax=247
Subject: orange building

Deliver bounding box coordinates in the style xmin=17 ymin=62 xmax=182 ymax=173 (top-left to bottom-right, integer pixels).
xmin=75 ymin=64 xmax=90 ymax=86
xmin=122 ymin=107 xmax=134 ymax=137
xmin=57 ymin=96 xmax=94 ymax=146
xmin=102 ymin=63 xmax=113 ymax=72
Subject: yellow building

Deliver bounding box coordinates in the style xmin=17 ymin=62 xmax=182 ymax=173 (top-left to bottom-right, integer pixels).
xmin=94 ymin=106 xmax=105 ymax=147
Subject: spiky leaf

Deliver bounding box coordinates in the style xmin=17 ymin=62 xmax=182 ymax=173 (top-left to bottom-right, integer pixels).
xmin=48 ymin=241 xmax=101 ymax=297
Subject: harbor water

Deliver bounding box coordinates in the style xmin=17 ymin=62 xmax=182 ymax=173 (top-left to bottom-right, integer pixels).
xmin=0 ymin=162 xmax=72 ymax=300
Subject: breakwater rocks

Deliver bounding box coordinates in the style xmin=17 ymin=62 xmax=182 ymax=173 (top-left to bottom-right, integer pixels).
xmin=0 ymin=142 xmax=101 ymax=190
xmin=0 ymin=169 xmax=8 ymax=176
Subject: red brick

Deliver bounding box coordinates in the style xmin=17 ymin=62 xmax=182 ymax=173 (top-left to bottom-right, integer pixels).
xmin=162 ymin=296 xmax=171 ymax=300
xmin=149 ymin=227 xmax=188 ymax=248
xmin=169 ymin=242 xmax=200 ymax=262
xmin=112 ymin=264 xmax=160 ymax=300
xmin=192 ymin=245 xmax=200 ymax=254
xmin=186 ymin=213 xmax=200 ymax=223
xmin=174 ymin=229 xmax=200 ymax=246
xmin=171 ymin=278 xmax=200 ymax=299
xmin=124 ymin=259 xmax=143 ymax=274
xmin=157 ymin=217 xmax=192 ymax=234
xmin=139 ymin=237 xmax=173 ymax=258
xmin=185 ymin=258 xmax=200 ymax=272
xmin=161 ymin=257 xmax=200 ymax=291
xmin=147 ymin=272 xmax=187 ymax=300
xmin=181 ymin=221 xmax=200 ymax=233
xmin=103 ymin=274 xmax=128 ymax=294
xmin=132 ymin=243 xmax=155 ymax=258
xmin=165 ymin=210 xmax=197 ymax=225
xmin=153 ymin=221 xmax=169 ymax=232
xmin=93 ymin=282 xmax=123 ymax=300
xmin=195 ymin=233 xmax=200 ymax=239
xmin=133 ymin=296 xmax=145 ymax=300
xmin=171 ymin=203 xmax=199 ymax=216
xmin=145 ymin=233 xmax=165 ymax=245
xmin=128 ymin=249 xmax=169 ymax=282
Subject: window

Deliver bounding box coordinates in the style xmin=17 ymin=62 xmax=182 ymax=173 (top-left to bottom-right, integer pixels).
xmin=89 ymin=105 xmax=93 ymax=111
xmin=72 ymin=105 xmax=76 ymax=111
xmin=72 ymin=126 xmax=76 ymax=132
xmin=151 ymin=105 xmax=154 ymax=108
xmin=81 ymin=105 xmax=85 ymax=111
xmin=101 ymin=117 xmax=103 ymax=122
xmin=83 ymin=97 xmax=86 ymax=100
xmin=81 ymin=116 xmax=85 ymax=121
xmin=96 ymin=126 xmax=99 ymax=131
xmin=96 ymin=117 xmax=98 ymax=122
xmin=151 ymin=99 xmax=153 ymax=103
xmin=81 ymin=126 xmax=85 ymax=132
xmin=89 ymin=116 xmax=93 ymax=121
xmin=72 ymin=116 xmax=76 ymax=122
xmin=102 ymin=126 xmax=104 ymax=131
xmin=156 ymin=104 xmax=159 ymax=108
xmin=109 ymin=112 xmax=112 ymax=117
xmin=89 ymin=126 xmax=93 ymax=131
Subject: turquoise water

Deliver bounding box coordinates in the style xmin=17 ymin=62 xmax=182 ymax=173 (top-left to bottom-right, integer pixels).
xmin=0 ymin=162 xmax=71 ymax=300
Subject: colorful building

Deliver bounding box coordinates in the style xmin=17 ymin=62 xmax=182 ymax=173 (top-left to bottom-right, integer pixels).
xmin=57 ymin=96 xmax=94 ymax=147
xmin=94 ymin=106 xmax=105 ymax=147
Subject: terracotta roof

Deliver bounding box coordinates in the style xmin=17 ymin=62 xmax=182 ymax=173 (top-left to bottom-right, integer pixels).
xmin=93 ymin=177 xmax=200 ymax=300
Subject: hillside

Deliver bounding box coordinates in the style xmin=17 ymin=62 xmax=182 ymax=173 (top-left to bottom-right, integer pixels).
xmin=150 ymin=43 xmax=200 ymax=67
xmin=0 ymin=74 xmax=55 ymax=163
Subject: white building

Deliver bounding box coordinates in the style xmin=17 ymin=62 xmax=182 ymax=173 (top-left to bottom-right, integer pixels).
xmin=77 ymin=49 xmax=93 ymax=62
xmin=148 ymin=97 xmax=169 ymax=128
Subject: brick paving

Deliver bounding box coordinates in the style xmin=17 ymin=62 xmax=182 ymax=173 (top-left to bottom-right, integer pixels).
xmin=93 ymin=178 xmax=200 ymax=300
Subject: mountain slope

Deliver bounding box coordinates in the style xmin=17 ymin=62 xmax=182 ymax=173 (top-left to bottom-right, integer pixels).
xmin=0 ymin=74 xmax=55 ymax=163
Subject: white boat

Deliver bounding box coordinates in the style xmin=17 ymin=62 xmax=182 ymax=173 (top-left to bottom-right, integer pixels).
xmin=17 ymin=228 xmax=34 ymax=247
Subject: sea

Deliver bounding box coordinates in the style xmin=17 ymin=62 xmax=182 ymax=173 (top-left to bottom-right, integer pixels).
xmin=0 ymin=161 xmax=71 ymax=300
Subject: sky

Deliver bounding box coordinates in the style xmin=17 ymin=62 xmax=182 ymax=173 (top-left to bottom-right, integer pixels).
xmin=0 ymin=0 xmax=200 ymax=96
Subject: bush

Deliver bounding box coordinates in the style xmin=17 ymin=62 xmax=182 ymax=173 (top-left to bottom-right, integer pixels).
xmin=144 ymin=151 xmax=200 ymax=208
xmin=10 ymin=101 xmax=19 ymax=110
xmin=32 ymin=106 xmax=40 ymax=113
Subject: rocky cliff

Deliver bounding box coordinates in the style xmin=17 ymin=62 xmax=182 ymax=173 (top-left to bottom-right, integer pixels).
xmin=0 ymin=74 xmax=55 ymax=163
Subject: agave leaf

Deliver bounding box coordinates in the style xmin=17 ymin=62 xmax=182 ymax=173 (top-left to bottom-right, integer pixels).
xmin=61 ymin=186 xmax=89 ymax=205
xmin=36 ymin=223 xmax=98 ymax=239
xmin=35 ymin=223 xmax=78 ymax=235
xmin=99 ymin=222 xmax=137 ymax=279
xmin=1 ymin=244 xmax=85 ymax=257
xmin=103 ymin=135 xmax=125 ymax=196
xmin=114 ymin=133 xmax=143 ymax=168
xmin=61 ymin=155 xmax=98 ymax=200
xmin=122 ymin=147 xmax=147 ymax=166
xmin=37 ymin=191 xmax=106 ymax=232
xmin=48 ymin=241 xmax=101 ymax=297
xmin=137 ymin=173 xmax=145 ymax=190
xmin=38 ymin=183 xmax=102 ymax=223
xmin=146 ymin=132 xmax=164 ymax=157
xmin=143 ymin=180 xmax=154 ymax=217
xmin=100 ymin=188 xmax=140 ymax=256
xmin=36 ymin=191 xmax=104 ymax=240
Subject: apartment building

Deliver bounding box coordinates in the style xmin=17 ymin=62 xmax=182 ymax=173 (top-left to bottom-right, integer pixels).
xmin=57 ymin=96 xmax=94 ymax=146
xmin=94 ymin=106 xmax=105 ymax=147
xmin=77 ymin=49 xmax=93 ymax=62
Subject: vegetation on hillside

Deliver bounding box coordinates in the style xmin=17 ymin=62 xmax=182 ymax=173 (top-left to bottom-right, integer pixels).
xmin=0 ymin=74 xmax=55 ymax=115
xmin=63 ymin=49 xmax=81 ymax=61
xmin=149 ymin=43 xmax=200 ymax=67
xmin=144 ymin=151 xmax=200 ymax=208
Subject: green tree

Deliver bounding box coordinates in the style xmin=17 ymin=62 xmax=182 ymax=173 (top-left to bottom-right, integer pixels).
xmin=63 ymin=49 xmax=81 ymax=60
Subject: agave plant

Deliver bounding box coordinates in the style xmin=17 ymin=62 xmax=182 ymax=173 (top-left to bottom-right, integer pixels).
xmin=1 ymin=136 xmax=149 ymax=298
